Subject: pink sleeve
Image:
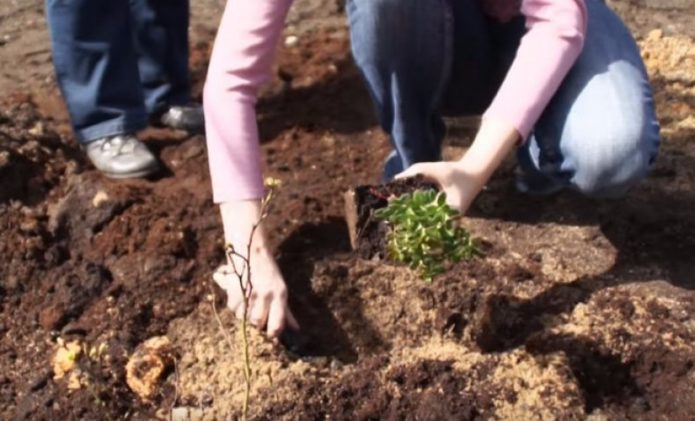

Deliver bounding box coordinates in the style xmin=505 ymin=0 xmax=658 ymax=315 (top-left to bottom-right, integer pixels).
xmin=483 ymin=0 xmax=587 ymax=140
xmin=203 ymin=0 xmax=293 ymax=203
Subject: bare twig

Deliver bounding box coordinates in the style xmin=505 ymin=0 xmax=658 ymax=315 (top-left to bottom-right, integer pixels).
xmin=215 ymin=182 xmax=279 ymax=421
xmin=210 ymin=283 xmax=237 ymax=359
xmin=169 ymin=359 xmax=180 ymax=421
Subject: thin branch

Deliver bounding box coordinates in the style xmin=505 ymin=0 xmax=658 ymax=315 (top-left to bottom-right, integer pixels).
xmin=210 ymin=283 xmax=237 ymax=358
xmin=169 ymin=359 xmax=180 ymax=421
xmin=217 ymin=184 xmax=277 ymax=421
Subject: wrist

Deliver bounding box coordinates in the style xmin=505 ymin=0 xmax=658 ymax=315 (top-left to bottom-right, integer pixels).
xmin=456 ymin=116 xmax=519 ymax=181
xmin=450 ymin=162 xmax=487 ymax=212
xmin=219 ymin=199 xmax=267 ymax=251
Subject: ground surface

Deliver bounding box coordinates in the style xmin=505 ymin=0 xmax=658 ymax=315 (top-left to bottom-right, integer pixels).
xmin=0 ymin=0 xmax=694 ymax=419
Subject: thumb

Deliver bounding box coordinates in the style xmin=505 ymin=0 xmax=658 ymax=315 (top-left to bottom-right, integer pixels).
xmin=444 ymin=188 xmax=462 ymax=211
xmin=213 ymin=266 xmax=232 ymax=288
xmin=395 ymin=162 xmax=429 ymax=180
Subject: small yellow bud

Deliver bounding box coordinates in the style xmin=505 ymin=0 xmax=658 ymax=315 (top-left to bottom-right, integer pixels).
xmin=264 ymin=177 xmax=282 ymax=188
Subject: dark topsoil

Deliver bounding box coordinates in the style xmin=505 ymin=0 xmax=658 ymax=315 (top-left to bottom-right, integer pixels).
xmin=1 ymin=1 xmax=695 ymax=419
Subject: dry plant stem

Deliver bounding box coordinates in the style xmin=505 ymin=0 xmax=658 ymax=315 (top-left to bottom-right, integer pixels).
xmin=211 ymin=284 xmax=237 ymax=357
xmin=169 ymin=359 xmax=179 ymax=421
xmin=225 ymin=225 xmax=257 ymax=420
xmin=222 ymin=189 xmax=275 ymax=421
xmin=210 ymin=283 xmax=243 ymax=416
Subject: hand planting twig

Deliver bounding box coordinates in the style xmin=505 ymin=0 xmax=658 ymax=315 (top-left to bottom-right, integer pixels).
xmin=375 ymin=189 xmax=479 ymax=281
xmin=212 ymin=177 xmax=280 ymax=421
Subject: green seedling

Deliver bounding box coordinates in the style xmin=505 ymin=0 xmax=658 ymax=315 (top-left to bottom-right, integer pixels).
xmin=375 ymin=190 xmax=479 ymax=281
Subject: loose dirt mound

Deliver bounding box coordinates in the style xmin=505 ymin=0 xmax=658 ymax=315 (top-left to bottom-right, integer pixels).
xmin=0 ymin=0 xmax=694 ymax=419
xmin=163 ymin=17 xmax=695 ymax=421
xmin=0 ymin=97 xmax=223 ymax=418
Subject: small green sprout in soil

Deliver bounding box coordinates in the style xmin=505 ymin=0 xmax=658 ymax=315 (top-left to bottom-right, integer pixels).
xmin=375 ymin=190 xmax=479 ymax=281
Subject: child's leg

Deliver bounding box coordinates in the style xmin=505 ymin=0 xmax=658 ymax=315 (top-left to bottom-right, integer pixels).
xmin=45 ymin=0 xmax=146 ymax=143
xmin=129 ymin=0 xmax=191 ymax=115
xmin=518 ymin=0 xmax=660 ymax=197
xmin=346 ymin=0 xmax=493 ymax=179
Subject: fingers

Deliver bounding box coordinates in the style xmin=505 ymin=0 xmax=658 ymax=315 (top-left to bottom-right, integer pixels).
xmin=266 ymin=290 xmax=300 ymax=337
xmin=445 ymin=190 xmax=462 ymax=211
xmin=286 ymin=308 xmax=300 ymax=330
xmin=395 ymin=162 xmax=427 ymax=180
xmin=212 ymin=266 xmax=234 ymax=291
xmin=249 ymin=292 xmax=272 ymax=329
xmin=234 ymin=299 xmax=247 ymax=320
xmin=213 ymin=266 xmax=247 ymax=311
xmin=266 ymin=296 xmax=286 ymax=338
xmin=213 ymin=257 xmax=297 ymax=338
xmin=395 ymin=162 xmax=446 ymax=188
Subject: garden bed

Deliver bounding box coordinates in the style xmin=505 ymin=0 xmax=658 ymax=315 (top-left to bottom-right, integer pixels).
xmin=0 ymin=0 xmax=694 ymax=419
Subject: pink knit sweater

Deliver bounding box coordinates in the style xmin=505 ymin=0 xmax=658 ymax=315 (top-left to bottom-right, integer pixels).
xmin=204 ymin=0 xmax=588 ymax=203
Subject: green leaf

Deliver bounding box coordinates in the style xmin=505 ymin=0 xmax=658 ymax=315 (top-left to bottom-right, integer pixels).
xmin=374 ymin=187 xmax=481 ymax=281
xmin=436 ymin=192 xmax=446 ymax=207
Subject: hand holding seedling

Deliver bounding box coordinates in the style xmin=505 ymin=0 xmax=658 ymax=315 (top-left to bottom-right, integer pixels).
xmin=397 ymin=116 xmax=520 ymax=214
xmin=396 ymin=162 xmax=482 ymax=214
xmin=214 ymin=200 xmax=299 ymax=338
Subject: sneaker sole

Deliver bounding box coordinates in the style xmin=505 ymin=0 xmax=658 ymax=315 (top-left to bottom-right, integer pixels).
xmin=100 ymin=164 xmax=160 ymax=180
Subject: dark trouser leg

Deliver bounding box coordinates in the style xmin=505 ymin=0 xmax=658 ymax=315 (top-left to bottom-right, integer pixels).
xmin=347 ymin=0 xmax=495 ymax=179
xmin=129 ymin=0 xmax=191 ymax=115
xmin=517 ymin=0 xmax=660 ymax=197
xmin=45 ymin=0 xmax=146 ymax=144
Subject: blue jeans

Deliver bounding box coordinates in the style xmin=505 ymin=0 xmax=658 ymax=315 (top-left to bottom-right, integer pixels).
xmin=45 ymin=0 xmax=191 ymax=144
xmin=347 ymin=0 xmax=660 ymax=197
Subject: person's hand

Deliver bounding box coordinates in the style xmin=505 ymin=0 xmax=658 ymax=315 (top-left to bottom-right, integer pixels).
xmin=396 ymin=116 xmax=521 ymax=214
xmin=213 ymin=248 xmax=298 ymax=337
xmin=215 ymin=200 xmax=299 ymax=337
xmin=396 ymin=161 xmax=483 ymax=214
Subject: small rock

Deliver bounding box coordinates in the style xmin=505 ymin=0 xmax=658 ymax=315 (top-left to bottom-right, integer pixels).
xmin=39 ymin=304 xmax=68 ymax=331
xmin=172 ymin=406 xmax=205 ymax=420
xmin=0 ymin=375 xmax=9 ymax=385
xmin=171 ymin=407 xmax=190 ymax=421
xmin=126 ymin=336 xmax=176 ymax=401
xmin=155 ymin=408 xmax=169 ymax=419
xmin=19 ymin=140 xmax=40 ymax=154
xmin=29 ymin=371 xmax=50 ymax=392
xmin=330 ymin=358 xmax=344 ymax=370
xmin=28 ymin=122 xmax=45 ymax=137
xmin=284 ymin=35 xmax=299 ymax=47
xmin=52 ymin=340 xmax=82 ymax=380
xmin=19 ymin=216 xmax=39 ymax=233
xmin=647 ymin=29 xmax=663 ymax=41
xmin=201 ymin=393 xmax=214 ymax=406
xmin=91 ymin=190 xmax=109 ymax=208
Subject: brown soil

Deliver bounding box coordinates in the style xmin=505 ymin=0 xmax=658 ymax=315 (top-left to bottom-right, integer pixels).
xmin=344 ymin=175 xmax=439 ymax=259
xmin=1 ymin=0 xmax=694 ymax=419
